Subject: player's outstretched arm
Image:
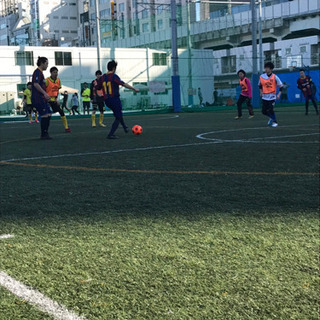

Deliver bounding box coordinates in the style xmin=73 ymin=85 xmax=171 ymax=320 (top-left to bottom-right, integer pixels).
xmin=123 ymin=83 xmax=139 ymax=93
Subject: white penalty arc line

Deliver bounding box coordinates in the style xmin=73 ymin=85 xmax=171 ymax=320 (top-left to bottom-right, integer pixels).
xmin=0 ymin=271 xmax=89 ymax=320
xmin=1 ymin=141 xmax=218 ymax=163
xmin=196 ymin=125 xmax=320 ymax=143
xmin=0 ymin=234 xmax=14 ymax=239
xmin=1 ymin=125 xmax=318 ymax=163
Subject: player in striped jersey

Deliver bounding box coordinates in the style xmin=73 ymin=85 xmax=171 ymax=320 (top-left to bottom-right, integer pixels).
xmin=32 ymin=56 xmax=52 ymax=139
xmin=96 ymin=60 xmax=139 ymax=139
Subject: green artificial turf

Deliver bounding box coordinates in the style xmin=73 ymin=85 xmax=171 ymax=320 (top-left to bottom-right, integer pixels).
xmin=0 ymin=107 xmax=319 ymax=319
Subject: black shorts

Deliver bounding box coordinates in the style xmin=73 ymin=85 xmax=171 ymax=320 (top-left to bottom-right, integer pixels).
xmin=26 ymin=104 xmax=36 ymax=113
xmin=262 ymin=99 xmax=275 ymax=114
xmin=92 ymin=97 xmax=105 ymax=113
xmin=49 ymin=101 xmax=62 ymax=113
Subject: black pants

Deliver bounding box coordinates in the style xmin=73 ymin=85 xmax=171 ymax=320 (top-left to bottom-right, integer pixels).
xmin=83 ymin=101 xmax=90 ymax=115
xmin=237 ymin=95 xmax=254 ymax=117
xmin=305 ymin=94 xmax=319 ymax=114
xmin=49 ymin=101 xmax=64 ymax=117
xmin=71 ymin=105 xmax=80 ymax=115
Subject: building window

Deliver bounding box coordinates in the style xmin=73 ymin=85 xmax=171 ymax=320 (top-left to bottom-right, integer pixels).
xmin=90 ymin=0 xmax=94 ymax=6
xmin=152 ymin=52 xmax=167 ymax=66
xmin=70 ymin=17 xmax=77 ymax=20
xmin=100 ymin=9 xmax=108 ymax=18
xmin=285 ymin=48 xmax=291 ymax=55
xmin=264 ymin=50 xmax=281 ymax=68
xmin=142 ymin=9 xmax=148 ymax=19
xmin=157 ymin=19 xmax=163 ymax=30
xmin=311 ymin=44 xmax=319 ymax=65
xmin=15 ymin=51 xmax=34 ymax=66
xmin=142 ymin=23 xmax=149 ymax=32
xmin=300 ymin=46 xmax=307 ymax=53
xmin=55 ymin=51 xmax=72 ymax=66
xmin=157 ymin=5 xmax=163 ymax=15
xmin=99 ymin=0 xmax=107 ymax=4
xmin=221 ymin=55 xmax=236 ymax=73
xmin=119 ymin=3 xmax=125 ymax=12
xmin=61 ymin=16 xmax=68 ymax=19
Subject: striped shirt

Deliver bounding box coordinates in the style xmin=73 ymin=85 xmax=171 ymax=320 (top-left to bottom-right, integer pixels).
xmin=96 ymin=72 xmax=125 ymax=99
xmin=31 ymin=68 xmax=47 ymax=105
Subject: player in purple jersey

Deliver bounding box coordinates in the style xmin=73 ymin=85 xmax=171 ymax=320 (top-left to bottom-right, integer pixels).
xmin=32 ymin=56 xmax=52 ymax=139
xmin=96 ymin=60 xmax=139 ymax=139
xmin=297 ymin=69 xmax=319 ymax=115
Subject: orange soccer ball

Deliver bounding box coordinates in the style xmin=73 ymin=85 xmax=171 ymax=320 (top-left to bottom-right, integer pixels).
xmin=132 ymin=125 xmax=143 ymax=135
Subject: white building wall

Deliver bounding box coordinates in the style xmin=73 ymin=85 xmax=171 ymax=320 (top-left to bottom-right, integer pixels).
xmin=0 ymin=45 xmax=214 ymax=112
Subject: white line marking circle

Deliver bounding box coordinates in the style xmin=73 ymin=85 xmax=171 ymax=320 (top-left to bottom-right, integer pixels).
xmin=196 ymin=126 xmax=319 ymax=144
xmin=0 ymin=271 xmax=89 ymax=320
xmin=0 ymin=234 xmax=14 ymax=240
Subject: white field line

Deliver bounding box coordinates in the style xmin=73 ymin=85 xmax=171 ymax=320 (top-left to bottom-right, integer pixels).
xmin=0 ymin=271 xmax=89 ymax=320
xmin=0 ymin=234 xmax=14 ymax=240
xmin=1 ymin=141 xmax=219 ymax=163
xmin=1 ymin=125 xmax=318 ymax=163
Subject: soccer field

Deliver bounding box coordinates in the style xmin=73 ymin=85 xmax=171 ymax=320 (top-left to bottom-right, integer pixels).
xmin=0 ymin=107 xmax=319 ymax=320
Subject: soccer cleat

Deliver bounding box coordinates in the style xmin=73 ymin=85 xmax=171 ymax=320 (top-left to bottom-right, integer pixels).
xmin=92 ymin=123 xmax=96 ymax=128
xmin=40 ymin=135 xmax=53 ymax=140
xmin=65 ymin=128 xmax=72 ymax=133
xmin=234 ymin=116 xmax=242 ymax=120
xmin=99 ymin=123 xmax=106 ymax=127
xmin=271 ymin=122 xmax=278 ymax=127
xmin=248 ymin=115 xmax=254 ymax=119
xmin=35 ymin=119 xmax=39 ymax=123
xmin=29 ymin=120 xmax=33 ymax=124
xmin=267 ymin=119 xmax=273 ymax=126
xmin=124 ymin=126 xmax=129 ymax=133
xmin=107 ymin=135 xmax=119 ymax=139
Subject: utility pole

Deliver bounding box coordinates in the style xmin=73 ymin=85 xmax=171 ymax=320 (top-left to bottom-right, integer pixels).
xmin=134 ymin=0 xmax=139 ymax=36
xmin=187 ymin=0 xmax=193 ymax=106
xmin=258 ymin=0 xmax=263 ymax=73
xmin=95 ymin=0 xmax=101 ymax=70
xmin=251 ymin=0 xmax=259 ymax=108
xmin=171 ymin=0 xmax=181 ymax=112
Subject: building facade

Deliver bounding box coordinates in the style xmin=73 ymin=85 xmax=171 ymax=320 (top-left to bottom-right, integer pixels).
xmin=0 ymin=45 xmax=214 ymax=114
xmin=0 ymin=0 xmax=79 ymax=46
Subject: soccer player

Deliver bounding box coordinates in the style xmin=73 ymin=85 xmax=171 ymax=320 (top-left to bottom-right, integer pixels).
xmin=297 ymin=69 xmax=319 ymax=115
xmin=45 ymin=67 xmax=71 ymax=133
xmin=23 ymin=82 xmax=39 ymax=123
xmin=81 ymin=82 xmax=91 ymax=115
xmin=95 ymin=60 xmax=139 ymax=139
xmin=61 ymin=90 xmax=71 ymax=114
xmin=258 ymin=62 xmax=283 ymax=127
xmin=90 ymin=70 xmax=106 ymax=128
xmin=32 ymin=56 xmax=52 ymax=139
xmin=71 ymin=93 xmax=80 ymax=115
xmin=198 ymin=88 xmax=203 ymax=106
xmin=235 ymin=69 xmax=254 ymax=119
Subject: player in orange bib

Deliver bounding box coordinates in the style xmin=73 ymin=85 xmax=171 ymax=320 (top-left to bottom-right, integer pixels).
xmin=45 ymin=67 xmax=71 ymax=133
xmin=90 ymin=70 xmax=106 ymax=128
xmin=258 ymin=62 xmax=283 ymax=127
xmin=235 ymin=69 xmax=254 ymax=119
